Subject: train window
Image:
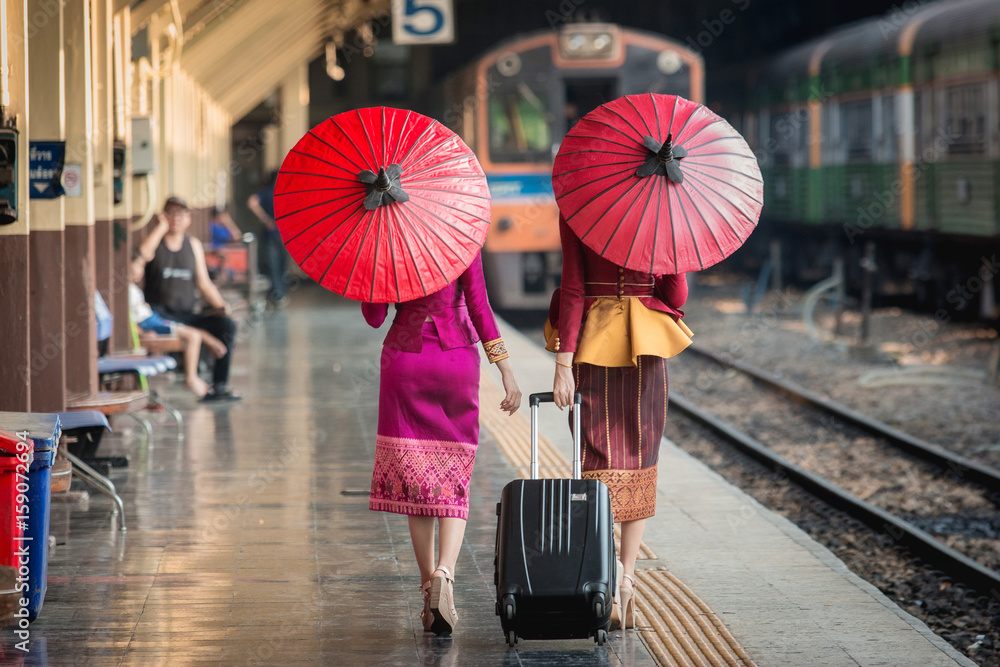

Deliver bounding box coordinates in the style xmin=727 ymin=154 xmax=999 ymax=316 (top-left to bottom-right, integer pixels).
xmin=767 ymin=113 xmax=793 ymax=167
xmin=489 ymin=82 xmax=552 ymax=163
xmin=372 ymin=43 xmax=410 ymax=100
xmin=880 ymin=96 xmax=897 ymax=158
xmin=945 ymin=84 xmax=986 ymax=154
xmin=841 ymin=100 xmax=872 ymax=162
xmin=956 ymin=178 xmax=971 ymax=204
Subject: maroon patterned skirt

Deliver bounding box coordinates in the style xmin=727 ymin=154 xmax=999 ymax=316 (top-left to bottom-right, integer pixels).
xmin=574 ymin=356 xmax=668 ymax=522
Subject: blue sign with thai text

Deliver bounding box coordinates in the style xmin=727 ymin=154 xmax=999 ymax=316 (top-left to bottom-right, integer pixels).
xmin=29 ymin=141 xmax=65 ymax=199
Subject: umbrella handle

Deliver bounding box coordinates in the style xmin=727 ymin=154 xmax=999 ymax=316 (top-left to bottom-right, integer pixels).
xmin=638 ymin=134 xmax=687 ymax=184
xmin=358 ymin=164 xmax=409 ymax=209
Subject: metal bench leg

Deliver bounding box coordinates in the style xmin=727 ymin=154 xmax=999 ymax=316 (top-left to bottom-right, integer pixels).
xmin=149 ymin=390 xmax=184 ymax=437
xmin=64 ymin=451 xmax=127 ymax=531
xmin=128 ymin=412 xmax=154 ymax=444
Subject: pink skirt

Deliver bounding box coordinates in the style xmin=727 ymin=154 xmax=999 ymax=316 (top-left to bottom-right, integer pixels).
xmin=369 ymin=321 xmax=481 ymax=519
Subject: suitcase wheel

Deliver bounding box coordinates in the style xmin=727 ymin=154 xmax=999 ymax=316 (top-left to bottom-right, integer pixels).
xmin=502 ymin=594 xmax=516 ymax=621
xmin=594 ymin=629 xmax=607 ymax=646
xmin=594 ymin=599 xmax=604 ymax=619
xmin=506 ymin=629 xmax=517 ymax=646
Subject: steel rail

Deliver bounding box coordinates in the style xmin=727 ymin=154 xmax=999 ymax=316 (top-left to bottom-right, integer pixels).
xmin=685 ymin=344 xmax=1000 ymax=490
xmin=670 ymin=393 xmax=1000 ymax=594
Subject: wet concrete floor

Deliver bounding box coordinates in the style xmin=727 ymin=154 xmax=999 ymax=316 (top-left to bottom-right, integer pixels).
xmin=1 ymin=286 xmax=654 ymax=666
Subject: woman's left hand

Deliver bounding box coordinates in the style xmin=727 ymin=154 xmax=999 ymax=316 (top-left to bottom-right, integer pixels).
xmin=496 ymin=360 xmax=521 ymax=415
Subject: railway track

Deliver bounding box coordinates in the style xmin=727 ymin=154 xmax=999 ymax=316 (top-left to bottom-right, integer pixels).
xmin=671 ymin=344 xmax=1000 ymax=594
xmin=684 ymin=345 xmax=1000 ymax=490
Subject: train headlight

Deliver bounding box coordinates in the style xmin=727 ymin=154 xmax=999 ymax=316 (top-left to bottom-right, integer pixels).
xmin=497 ymin=53 xmax=521 ymax=77
xmin=497 ymin=217 xmax=514 ymax=232
xmin=558 ymin=24 xmax=620 ymax=59
xmin=657 ymin=50 xmax=683 ymax=75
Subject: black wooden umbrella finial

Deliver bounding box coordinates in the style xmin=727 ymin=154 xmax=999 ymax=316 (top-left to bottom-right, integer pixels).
xmin=358 ymin=163 xmax=409 ymax=209
xmin=636 ymin=133 xmax=687 ymax=183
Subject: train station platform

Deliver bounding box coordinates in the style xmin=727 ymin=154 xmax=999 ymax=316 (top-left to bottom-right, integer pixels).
xmin=0 ymin=286 xmax=974 ymax=666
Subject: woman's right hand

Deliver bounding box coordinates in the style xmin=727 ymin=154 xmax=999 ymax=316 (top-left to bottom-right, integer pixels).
xmin=553 ymin=363 xmax=575 ymax=410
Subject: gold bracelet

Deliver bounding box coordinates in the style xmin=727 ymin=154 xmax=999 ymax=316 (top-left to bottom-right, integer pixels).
xmin=555 ymin=360 xmax=573 ymax=369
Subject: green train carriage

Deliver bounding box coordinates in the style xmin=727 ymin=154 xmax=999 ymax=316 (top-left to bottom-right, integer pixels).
xmin=738 ymin=0 xmax=1000 ymax=316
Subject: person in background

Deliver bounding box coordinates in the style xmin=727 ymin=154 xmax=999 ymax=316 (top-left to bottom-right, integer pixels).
xmin=140 ymin=196 xmax=241 ymax=402
xmin=209 ymin=206 xmax=242 ymax=249
xmin=206 ymin=206 xmax=243 ymax=283
xmin=129 ymin=245 xmax=227 ymax=398
xmin=247 ymin=170 xmax=288 ymax=306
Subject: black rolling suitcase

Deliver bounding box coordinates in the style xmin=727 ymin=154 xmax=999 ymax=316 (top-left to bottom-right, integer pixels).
xmin=494 ymin=392 xmax=616 ymax=646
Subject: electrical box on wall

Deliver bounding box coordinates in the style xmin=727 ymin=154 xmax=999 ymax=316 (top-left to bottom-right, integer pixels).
xmin=112 ymin=142 xmax=125 ymax=204
xmin=0 ymin=127 xmax=19 ymax=225
xmin=131 ymin=117 xmax=154 ymax=174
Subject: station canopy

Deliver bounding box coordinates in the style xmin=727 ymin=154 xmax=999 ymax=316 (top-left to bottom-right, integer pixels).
xmin=123 ymin=0 xmax=387 ymax=119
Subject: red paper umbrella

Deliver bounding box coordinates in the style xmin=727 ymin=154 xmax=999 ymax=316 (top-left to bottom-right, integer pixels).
xmin=275 ymin=107 xmax=491 ymax=302
xmin=552 ymin=94 xmax=762 ymax=274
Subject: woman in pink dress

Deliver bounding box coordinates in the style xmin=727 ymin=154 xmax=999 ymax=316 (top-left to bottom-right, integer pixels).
xmin=363 ymin=252 xmax=521 ymax=636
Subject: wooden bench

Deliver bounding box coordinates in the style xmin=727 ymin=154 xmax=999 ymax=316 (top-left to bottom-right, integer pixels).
xmin=139 ymin=333 xmax=184 ymax=354
xmin=66 ymin=389 xmax=151 ymax=441
xmin=66 ymin=390 xmax=148 ymax=416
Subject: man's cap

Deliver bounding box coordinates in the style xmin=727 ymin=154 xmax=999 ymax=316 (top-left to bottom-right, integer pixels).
xmin=164 ymin=195 xmax=189 ymax=211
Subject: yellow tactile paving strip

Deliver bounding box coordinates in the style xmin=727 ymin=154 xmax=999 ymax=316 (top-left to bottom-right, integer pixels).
xmin=480 ymin=376 xmax=756 ymax=667
xmin=636 ymin=568 xmax=757 ymax=667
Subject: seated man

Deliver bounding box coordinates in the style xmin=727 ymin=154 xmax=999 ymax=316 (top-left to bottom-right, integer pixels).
xmin=139 ymin=196 xmax=240 ymax=402
xmin=130 ymin=246 xmax=227 ymax=398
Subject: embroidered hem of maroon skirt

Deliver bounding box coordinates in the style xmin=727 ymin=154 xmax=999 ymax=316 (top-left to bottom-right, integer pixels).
xmin=369 ymin=435 xmax=477 ymax=520
xmin=583 ymin=466 xmax=658 ymax=522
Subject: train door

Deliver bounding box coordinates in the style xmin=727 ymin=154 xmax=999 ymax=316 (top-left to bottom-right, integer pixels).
xmin=506 ymin=77 xmax=619 ymax=303
xmin=563 ymin=78 xmax=618 ymax=135
xmin=514 ymin=78 xmax=618 ymax=302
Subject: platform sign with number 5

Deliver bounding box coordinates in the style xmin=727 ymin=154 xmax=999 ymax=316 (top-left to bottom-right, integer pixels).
xmin=391 ymin=0 xmax=454 ymax=45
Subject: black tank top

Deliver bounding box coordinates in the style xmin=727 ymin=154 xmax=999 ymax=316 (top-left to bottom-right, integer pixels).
xmin=144 ymin=236 xmax=196 ymax=315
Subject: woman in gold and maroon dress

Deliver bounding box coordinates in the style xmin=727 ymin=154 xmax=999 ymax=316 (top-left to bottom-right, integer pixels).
xmin=549 ymin=216 xmax=692 ymax=630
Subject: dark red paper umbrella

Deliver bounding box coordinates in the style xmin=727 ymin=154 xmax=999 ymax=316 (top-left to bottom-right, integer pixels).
xmin=275 ymin=107 xmax=491 ymax=302
xmin=552 ymin=94 xmax=762 ymax=274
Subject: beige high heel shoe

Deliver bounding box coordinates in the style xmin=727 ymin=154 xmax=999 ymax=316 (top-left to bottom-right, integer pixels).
xmin=610 ymin=560 xmax=624 ymax=630
xmin=419 ymin=580 xmax=434 ymax=632
xmin=429 ymin=565 xmax=459 ymax=635
xmin=620 ymin=573 xmax=637 ymax=629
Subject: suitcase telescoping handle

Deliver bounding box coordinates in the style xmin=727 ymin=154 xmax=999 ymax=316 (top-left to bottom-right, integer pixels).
xmin=528 ymin=392 xmax=583 ymax=481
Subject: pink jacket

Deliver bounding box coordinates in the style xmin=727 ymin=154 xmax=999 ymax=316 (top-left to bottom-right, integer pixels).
xmin=361 ymin=253 xmax=509 ymax=362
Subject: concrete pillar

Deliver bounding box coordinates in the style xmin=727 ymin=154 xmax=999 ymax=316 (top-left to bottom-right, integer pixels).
xmin=279 ymin=62 xmax=310 ymax=160
xmin=0 ymin=0 xmax=30 ymax=411
xmin=262 ymin=123 xmax=280 ymax=175
xmin=111 ymin=7 xmax=132 ymax=351
xmin=64 ymin=0 xmax=98 ymax=397
xmin=27 ymin=0 xmax=67 ymax=411
xmin=92 ymin=0 xmax=119 ymax=351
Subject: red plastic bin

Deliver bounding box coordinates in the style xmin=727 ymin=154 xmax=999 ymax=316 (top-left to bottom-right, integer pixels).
xmin=0 ymin=430 xmax=33 ymax=569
